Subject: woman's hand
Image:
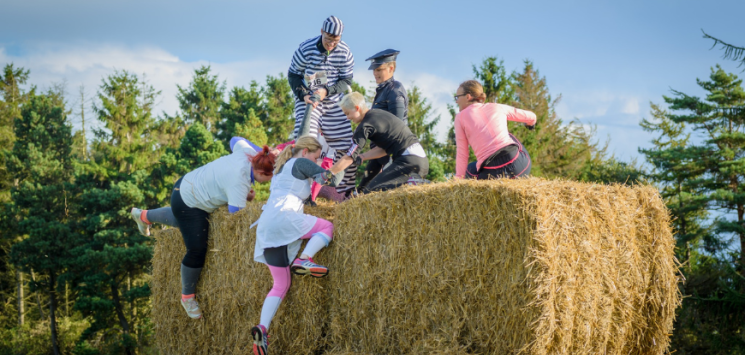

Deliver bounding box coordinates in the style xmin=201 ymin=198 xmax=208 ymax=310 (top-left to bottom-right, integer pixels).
xmin=247 ymin=189 xmax=256 ymax=202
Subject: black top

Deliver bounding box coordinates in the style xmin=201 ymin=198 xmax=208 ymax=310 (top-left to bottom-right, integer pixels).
xmin=372 ymin=77 xmax=408 ymax=122
xmin=347 ymin=109 xmax=419 ymax=161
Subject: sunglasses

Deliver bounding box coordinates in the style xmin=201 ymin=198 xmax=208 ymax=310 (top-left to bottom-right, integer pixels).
xmin=454 ymin=93 xmax=467 ymax=100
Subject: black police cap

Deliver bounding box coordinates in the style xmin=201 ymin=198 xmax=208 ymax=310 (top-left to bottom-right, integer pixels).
xmin=366 ymin=49 xmax=400 ymax=70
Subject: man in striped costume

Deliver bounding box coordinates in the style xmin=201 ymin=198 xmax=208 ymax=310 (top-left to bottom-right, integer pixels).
xmin=287 ymin=15 xmax=357 ymax=196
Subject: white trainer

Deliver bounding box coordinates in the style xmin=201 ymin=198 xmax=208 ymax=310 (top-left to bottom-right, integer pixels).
xmin=130 ymin=208 xmax=150 ymax=236
xmin=180 ymin=296 xmax=202 ymax=319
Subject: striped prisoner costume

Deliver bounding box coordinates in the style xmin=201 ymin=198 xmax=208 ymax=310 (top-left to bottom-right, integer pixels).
xmin=288 ymin=35 xmax=356 ymax=193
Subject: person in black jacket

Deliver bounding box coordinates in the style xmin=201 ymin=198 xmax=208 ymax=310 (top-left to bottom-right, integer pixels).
xmin=359 ymin=49 xmax=410 ymax=190
xmin=329 ymin=92 xmax=427 ymax=193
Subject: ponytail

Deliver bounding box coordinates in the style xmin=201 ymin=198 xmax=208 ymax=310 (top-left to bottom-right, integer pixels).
xmin=458 ymin=80 xmax=486 ymax=104
xmin=273 ymin=136 xmax=323 ymax=175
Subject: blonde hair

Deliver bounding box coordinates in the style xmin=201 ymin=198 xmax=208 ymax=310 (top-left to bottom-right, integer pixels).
xmin=458 ymin=80 xmax=487 ymax=104
xmin=339 ymin=91 xmax=366 ymax=111
xmin=379 ymin=62 xmax=396 ymax=72
xmin=273 ymin=136 xmax=323 ymax=175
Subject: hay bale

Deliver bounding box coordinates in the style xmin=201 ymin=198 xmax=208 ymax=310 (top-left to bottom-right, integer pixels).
xmin=151 ymin=179 xmax=680 ymax=354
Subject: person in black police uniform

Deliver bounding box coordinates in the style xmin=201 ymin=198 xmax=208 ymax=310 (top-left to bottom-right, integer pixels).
xmin=359 ymin=49 xmax=409 ymax=190
xmin=328 ymin=92 xmax=427 ymax=194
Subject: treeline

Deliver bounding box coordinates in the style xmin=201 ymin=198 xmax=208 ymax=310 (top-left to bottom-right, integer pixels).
xmin=0 ymin=59 xmax=637 ymax=355
xmin=640 ymin=64 xmax=745 ymax=354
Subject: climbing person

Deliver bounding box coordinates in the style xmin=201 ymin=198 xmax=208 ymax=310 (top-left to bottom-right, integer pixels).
xmin=356 ymin=48 xmax=409 ymax=192
xmin=287 ymin=15 xmax=358 ymax=201
xmin=454 ymin=80 xmax=536 ymax=180
xmin=249 ymin=136 xmax=341 ymax=355
xmin=130 ymin=137 xmax=274 ymax=319
xmin=328 ymin=92 xmax=428 ymax=193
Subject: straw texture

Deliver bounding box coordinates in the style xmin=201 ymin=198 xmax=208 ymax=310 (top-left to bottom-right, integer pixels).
xmin=151 ymin=178 xmax=680 ymax=354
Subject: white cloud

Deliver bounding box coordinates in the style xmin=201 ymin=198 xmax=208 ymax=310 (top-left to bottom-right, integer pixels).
xmin=0 ymin=43 xmax=287 ymax=133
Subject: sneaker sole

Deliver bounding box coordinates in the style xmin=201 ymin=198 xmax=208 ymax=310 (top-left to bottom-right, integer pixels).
xmin=291 ymin=265 xmax=329 ymax=278
xmin=251 ymin=326 xmax=267 ymax=355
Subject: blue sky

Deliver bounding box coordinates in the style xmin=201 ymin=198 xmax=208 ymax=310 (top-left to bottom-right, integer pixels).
xmin=2 ymin=0 xmax=744 ymax=162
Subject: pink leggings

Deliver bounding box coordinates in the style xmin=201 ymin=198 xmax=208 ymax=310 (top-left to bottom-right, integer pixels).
xmin=265 ymin=218 xmax=333 ymax=298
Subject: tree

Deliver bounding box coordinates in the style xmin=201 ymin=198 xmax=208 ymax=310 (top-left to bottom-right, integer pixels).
xmin=0 ymin=64 xmax=31 ymax=201
xmin=703 ymin=30 xmax=745 ymax=69
xmin=262 ymin=74 xmax=294 ymax=145
xmin=406 ymin=85 xmax=445 ymax=181
xmin=508 ymin=60 xmax=597 ymax=179
xmin=216 ymin=85 xmax=268 ymax=149
xmin=73 ymin=71 xmax=159 ymax=354
xmin=648 ymin=65 xmax=745 ymax=353
xmin=177 ymin=65 xmax=225 ymax=134
xmin=8 ymin=91 xmax=77 ymax=355
xmin=0 ymin=64 xmax=32 ymax=330
xmin=473 ymin=56 xmax=514 ymax=104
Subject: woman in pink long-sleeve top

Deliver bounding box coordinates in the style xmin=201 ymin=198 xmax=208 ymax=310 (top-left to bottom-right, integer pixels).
xmin=454 ymin=80 xmax=537 ymax=180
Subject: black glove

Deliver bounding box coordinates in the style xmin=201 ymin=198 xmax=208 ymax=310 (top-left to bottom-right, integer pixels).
xmin=353 ymin=155 xmax=363 ymax=166
xmin=525 ymin=124 xmax=535 ymax=130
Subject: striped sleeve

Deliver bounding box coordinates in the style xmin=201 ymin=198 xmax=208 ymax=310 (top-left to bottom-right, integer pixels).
xmin=289 ymin=39 xmax=314 ymax=76
xmin=338 ymin=42 xmax=354 ymax=78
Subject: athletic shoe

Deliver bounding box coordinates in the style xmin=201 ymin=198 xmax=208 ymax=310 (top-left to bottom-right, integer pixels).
xmin=291 ymin=257 xmax=329 ymax=277
xmin=251 ymin=325 xmax=268 ymax=355
xmin=180 ymin=296 xmax=202 ymax=319
xmin=130 ymin=208 xmax=150 ymax=236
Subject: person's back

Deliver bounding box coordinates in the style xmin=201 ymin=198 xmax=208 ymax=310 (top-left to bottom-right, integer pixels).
xmin=454 ymin=80 xmax=536 ymax=179
xmin=180 ymin=143 xmax=256 ymax=213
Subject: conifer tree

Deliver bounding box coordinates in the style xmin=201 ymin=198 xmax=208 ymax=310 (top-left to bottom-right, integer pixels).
xmin=508 ymin=60 xmax=596 ymax=179
xmin=0 ymin=64 xmax=32 ymax=329
xmin=177 ymin=65 xmax=225 ymax=134
xmin=406 ymin=85 xmax=445 ymax=181
xmin=262 ymin=74 xmax=294 ymax=145
xmin=473 ymin=56 xmax=514 ymax=104
xmin=646 ymin=65 xmax=745 ymax=353
xmin=73 ymin=71 xmax=158 ymax=354
xmin=216 ymin=85 xmax=268 ymax=149
xmin=8 ymin=91 xmax=77 ymax=355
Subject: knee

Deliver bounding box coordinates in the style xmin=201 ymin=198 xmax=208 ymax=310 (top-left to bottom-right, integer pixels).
xmin=318 ymin=219 xmax=334 ymax=239
xmin=183 ymin=248 xmax=208 ymax=268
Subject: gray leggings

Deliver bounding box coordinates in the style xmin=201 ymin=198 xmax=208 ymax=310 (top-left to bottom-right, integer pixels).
xmin=146 ymin=207 xmax=180 ymax=228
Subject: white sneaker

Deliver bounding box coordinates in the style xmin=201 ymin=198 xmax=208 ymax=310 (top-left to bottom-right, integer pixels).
xmin=180 ymin=296 xmax=202 ymax=319
xmin=130 ymin=208 xmax=150 ymax=236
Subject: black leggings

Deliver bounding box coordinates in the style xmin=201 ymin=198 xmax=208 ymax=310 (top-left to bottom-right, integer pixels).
xmin=358 ymin=155 xmax=390 ymax=191
xmin=171 ymin=178 xmax=211 ymax=268
xmin=362 ymin=155 xmax=429 ymax=194
xmin=465 ymin=136 xmax=532 ymax=180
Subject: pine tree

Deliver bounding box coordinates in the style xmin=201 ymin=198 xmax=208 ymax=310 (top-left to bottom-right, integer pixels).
xmin=0 ymin=64 xmax=32 ymax=329
xmin=406 ymin=85 xmax=445 ymax=181
xmin=8 ymin=91 xmax=77 ymax=355
xmin=216 ymin=85 xmax=268 ymax=149
xmin=262 ymin=74 xmax=294 ymax=145
xmin=0 ymin=64 xmax=32 ymax=201
xmin=177 ymin=65 xmax=225 ymax=134
xmin=703 ymin=30 xmax=745 ymax=68
xmin=473 ymin=56 xmax=514 ymax=104
xmin=508 ymin=60 xmax=596 ymax=179
xmin=650 ymin=65 xmax=745 ymax=353
xmin=73 ymin=71 xmax=158 ymax=354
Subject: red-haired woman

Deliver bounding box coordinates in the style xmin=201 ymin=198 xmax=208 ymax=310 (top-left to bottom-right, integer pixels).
xmin=130 ymin=137 xmax=274 ymax=319
xmin=454 ymin=80 xmax=536 ymax=180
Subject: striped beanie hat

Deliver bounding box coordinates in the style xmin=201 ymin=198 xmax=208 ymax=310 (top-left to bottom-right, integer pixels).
xmin=321 ymin=16 xmax=344 ymax=36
